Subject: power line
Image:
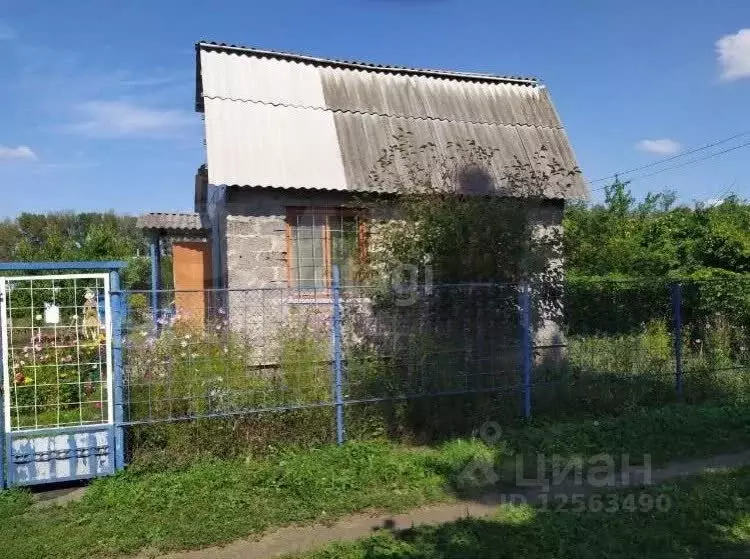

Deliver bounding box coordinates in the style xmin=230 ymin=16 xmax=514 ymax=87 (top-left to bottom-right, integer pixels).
xmin=589 ymin=130 xmax=750 ymax=185
xmin=625 ymin=139 xmax=750 ymax=182
xmin=590 ymin=138 xmax=750 ymax=193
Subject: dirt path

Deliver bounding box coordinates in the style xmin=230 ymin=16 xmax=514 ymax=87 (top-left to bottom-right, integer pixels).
xmin=136 ymin=450 xmax=750 ymax=559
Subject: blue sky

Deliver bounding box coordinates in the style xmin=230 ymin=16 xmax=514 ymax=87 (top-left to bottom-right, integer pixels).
xmin=1 ymin=0 xmax=749 ymax=217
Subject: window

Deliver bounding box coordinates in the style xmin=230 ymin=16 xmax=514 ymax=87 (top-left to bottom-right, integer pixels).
xmin=286 ymin=207 xmax=367 ymax=292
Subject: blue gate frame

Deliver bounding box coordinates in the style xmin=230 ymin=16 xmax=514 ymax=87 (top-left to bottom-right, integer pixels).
xmin=0 ymin=261 xmax=126 ymax=488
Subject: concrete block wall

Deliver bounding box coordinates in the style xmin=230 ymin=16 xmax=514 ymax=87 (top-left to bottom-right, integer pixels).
xmin=220 ymin=188 xmax=566 ymax=367
xmin=527 ymin=201 xmax=566 ymax=363
xmin=223 ymin=188 xmax=360 ymax=364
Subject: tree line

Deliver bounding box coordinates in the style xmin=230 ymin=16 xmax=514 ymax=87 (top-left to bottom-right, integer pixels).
xmin=565 ymin=179 xmax=749 ymax=280
xmin=0 ymin=212 xmax=160 ymax=289
xmin=1 ymin=181 xmax=748 ymax=286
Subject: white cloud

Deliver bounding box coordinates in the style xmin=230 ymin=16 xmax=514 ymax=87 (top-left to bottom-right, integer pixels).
xmin=716 ymin=28 xmax=750 ymax=81
xmin=68 ymin=100 xmax=195 ymax=138
xmin=705 ymin=198 xmax=725 ymax=207
xmin=0 ymin=145 xmax=37 ymax=161
xmin=635 ymin=138 xmax=682 ymax=156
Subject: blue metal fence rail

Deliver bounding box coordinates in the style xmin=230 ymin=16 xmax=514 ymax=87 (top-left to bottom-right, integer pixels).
xmin=106 ymin=273 xmax=750 ymax=464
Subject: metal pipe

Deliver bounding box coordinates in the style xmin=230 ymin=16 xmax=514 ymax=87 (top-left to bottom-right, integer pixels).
xmin=149 ymin=233 xmax=161 ymax=331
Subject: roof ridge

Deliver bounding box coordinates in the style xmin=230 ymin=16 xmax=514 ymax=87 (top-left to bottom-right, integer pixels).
xmin=201 ymin=94 xmax=564 ymax=130
xmin=196 ymin=41 xmax=539 ymax=86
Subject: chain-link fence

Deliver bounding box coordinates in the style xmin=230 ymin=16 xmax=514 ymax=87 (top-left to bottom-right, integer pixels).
xmin=115 ymin=274 xmax=750 ymax=466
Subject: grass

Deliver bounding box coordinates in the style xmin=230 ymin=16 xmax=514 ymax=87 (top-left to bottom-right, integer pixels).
xmin=299 ymin=467 xmax=750 ymax=559
xmin=1 ymin=403 xmax=750 ymax=558
xmin=504 ymin=403 xmax=750 ymax=467
xmin=0 ymin=441 xmax=474 ymax=559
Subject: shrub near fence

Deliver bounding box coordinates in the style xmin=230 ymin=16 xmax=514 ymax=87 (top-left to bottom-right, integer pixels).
xmin=118 ymin=276 xmax=750 ymax=469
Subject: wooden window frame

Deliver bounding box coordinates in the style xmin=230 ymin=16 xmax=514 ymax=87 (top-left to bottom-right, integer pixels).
xmin=285 ymin=207 xmax=368 ymax=293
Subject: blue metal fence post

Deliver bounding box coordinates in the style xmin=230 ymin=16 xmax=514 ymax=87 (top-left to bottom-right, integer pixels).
xmin=0 ymin=352 xmax=5 ymax=489
xmin=331 ymin=265 xmax=346 ymax=445
xmin=519 ymin=283 xmax=532 ymax=419
xmin=671 ymin=282 xmax=684 ymax=399
xmin=149 ymin=232 xmax=161 ymax=332
xmin=110 ymin=270 xmax=126 ymax=471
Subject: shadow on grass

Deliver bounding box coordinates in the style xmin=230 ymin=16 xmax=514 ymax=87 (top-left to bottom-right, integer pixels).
xmin=315 ymin=468 xmax=750 ymax=559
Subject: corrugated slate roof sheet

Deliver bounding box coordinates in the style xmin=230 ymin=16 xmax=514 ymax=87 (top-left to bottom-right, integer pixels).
xmin=196 ymin=42 xmax=588 ymax=200
xmin=137 ymin=213 xmax=209 ymax=231
xmin=197 ymin=42 xmax=538 ymax=86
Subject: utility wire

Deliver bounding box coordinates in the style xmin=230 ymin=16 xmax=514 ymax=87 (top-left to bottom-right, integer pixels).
xmin=589 ymin=130 xmax=750 ymax=185
xmin=590 ymin=138 xmax=750 ymax=193
xmin=623 ymin=139 xmax=750 ymax=182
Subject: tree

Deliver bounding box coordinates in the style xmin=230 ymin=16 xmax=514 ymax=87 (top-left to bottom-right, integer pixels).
xmin=0 ymin=212 xmax=150 ymax=288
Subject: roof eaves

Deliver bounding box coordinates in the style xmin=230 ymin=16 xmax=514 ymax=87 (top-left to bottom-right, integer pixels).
xmin=196 ymin=41 xmax=539 ymax=87
xmin=137 ymin=212 xmax=210 ymax=232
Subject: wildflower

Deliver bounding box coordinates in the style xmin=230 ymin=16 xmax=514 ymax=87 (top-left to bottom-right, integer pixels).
xmin=180 ymin=352 xmax=187 ymax=358
xmin=217 ymin=307 xmax=226 ymax=315
xmin=35 ymin=314 xmax=42 ymax=321
xmin=140 ymin=330 xmax=148 ymax=337
xmin=184 ymin=333 xmax=191 ymax=340
xmin=223 ymin=346 xmax=228 ymax=354
xmin=216 ymin=324 xmax=222 ymax=331
xmin=180 ymin=340 xmax=188 ymax=348
xmin=695 ymin=339 xmax=702 ymax=344
xmin=191 ymin=353 xmax=198 ymax=359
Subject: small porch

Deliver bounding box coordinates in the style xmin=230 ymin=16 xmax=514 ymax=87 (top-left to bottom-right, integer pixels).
xmin=136 ymin=212 xmax=212 ymax=327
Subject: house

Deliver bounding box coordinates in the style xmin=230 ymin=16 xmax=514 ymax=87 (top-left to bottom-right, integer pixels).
xmin=138 ymin=42 xmax=588 ymax=349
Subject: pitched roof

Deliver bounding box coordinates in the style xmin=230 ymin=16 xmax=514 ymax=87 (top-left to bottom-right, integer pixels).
xmin=137 ymin=212 xmax=209 ymax=232
xmin=196 ymin=41 xmax=588 ymax=200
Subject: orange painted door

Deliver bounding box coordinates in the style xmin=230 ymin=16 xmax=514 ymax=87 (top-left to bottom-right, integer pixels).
xmin=172 ymin=241 xmax=212 ymax=325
